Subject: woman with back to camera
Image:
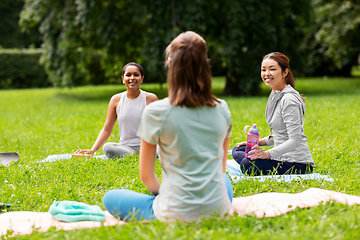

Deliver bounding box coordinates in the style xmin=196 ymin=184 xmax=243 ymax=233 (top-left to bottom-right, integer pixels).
xmin=74 ymin=62 xmax=158 ymax=159
xmin=102 ymin=31 xmax=234 ymax=222
xmin=232 ymin=52 xmax=315 ymax=175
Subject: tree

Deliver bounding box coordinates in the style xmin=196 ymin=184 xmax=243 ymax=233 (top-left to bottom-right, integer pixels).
xmin=140 ymin=0 xmax=313 ymax=96
xmin=20 ymin=0 xmax=312 ymax=94
xmin=20 ymin=0 xmax=147 ymax=86
xmin=314 ymin=0 xmax=360 ymax=74
xmin=218 ymin=0 xmax=312 ymax=95
xmin=0 ymin=0 xmax=41 ymax=48
xmin=141 ymin=0 xmax=223 ymax=86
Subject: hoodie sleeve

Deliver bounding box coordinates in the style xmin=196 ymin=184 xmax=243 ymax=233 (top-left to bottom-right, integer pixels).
xmin=265 ymin=136 xmax=274 ymax=146
xmin=268 ymin=94 xmax=305 ymax=159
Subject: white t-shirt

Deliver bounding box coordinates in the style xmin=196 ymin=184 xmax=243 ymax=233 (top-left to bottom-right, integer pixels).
xmin=137 ymin=98 xmax=233 ymax=221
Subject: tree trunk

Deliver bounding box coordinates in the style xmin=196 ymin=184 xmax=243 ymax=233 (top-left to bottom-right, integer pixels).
xmin=223 ymin=75 xmax=242 ymax=96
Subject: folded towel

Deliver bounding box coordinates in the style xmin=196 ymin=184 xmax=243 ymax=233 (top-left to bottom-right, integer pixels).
xmin=49 ymin=201 xmax=105 ymax=222
xmin=226 ymin=159 xmax=334 ymax=184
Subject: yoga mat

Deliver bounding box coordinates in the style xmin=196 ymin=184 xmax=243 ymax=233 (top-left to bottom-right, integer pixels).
xmin=0 ymin=211 xmax=124 ymax=237
xmin=0 ymin=152 xmax=20 ymax=166
xmin=225 ymin=159 xmax=334 ymax=183
xmin=38 ymin=154 xmax=108 ymax=163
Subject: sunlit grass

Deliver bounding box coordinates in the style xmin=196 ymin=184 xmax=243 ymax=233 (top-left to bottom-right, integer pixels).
xmin=1 ymin=76 xmax=360 ymax=239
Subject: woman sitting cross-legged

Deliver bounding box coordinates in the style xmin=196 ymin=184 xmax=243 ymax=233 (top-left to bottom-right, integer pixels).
xmin=102 ymin=31 xmax=234 ymax=222
xmin=232 ymin=52 xmax=315 ymax=176
xmin=74 ymin=62 xmax=158 ymax=159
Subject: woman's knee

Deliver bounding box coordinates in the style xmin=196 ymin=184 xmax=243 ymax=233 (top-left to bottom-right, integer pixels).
xmin=103 ymin=143 xmax=128 ymax=159
xmin=103 ymin=189 xmax=155 ymax=221
xmin=103 ymin=189 xmax=126 ymax=212
xmin=102 ymin=142 xmax=115 ymax=157
xmin=238 ymin=158 xmax=259 ymax=175
xmin=232 ymin=145 xmax=246 ymax=162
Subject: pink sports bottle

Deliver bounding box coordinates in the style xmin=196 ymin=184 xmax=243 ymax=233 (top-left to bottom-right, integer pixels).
xmin=244 ymin=124 xmax=259 ymax=158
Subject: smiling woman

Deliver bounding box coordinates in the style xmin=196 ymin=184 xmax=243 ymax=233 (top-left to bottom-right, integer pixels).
xmin=232 ymin=52 xmax=315 ymax=176
xmin=74 ymin=62 xmax=158 ymax=159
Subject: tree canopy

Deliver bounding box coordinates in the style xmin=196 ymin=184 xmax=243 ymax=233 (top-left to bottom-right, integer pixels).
xmin=18 ymin=0 xmax=359 ymax=93
xmin=315 ymin=0 xmax=360 ymax=69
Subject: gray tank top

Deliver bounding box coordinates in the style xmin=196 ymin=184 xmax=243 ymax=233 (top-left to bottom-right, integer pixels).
xmin=116 ymin=90 xmax=147 ymax=147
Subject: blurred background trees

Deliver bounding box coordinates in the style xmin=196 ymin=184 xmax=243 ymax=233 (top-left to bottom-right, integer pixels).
xmin=0 ymin=0 xmax=359 ymax=94
xmin=0 ymin=0 xmax=41 ymax=48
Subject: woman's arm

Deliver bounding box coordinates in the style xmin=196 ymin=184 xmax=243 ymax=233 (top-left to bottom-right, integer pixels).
xmin=139 ymin=139 xmax=160 ymax=195
xmin=259 ymin=137 xmax=271 ymax=146
xmin=251 ymin=96 xmax=303 ymax=159
xmin=266 ymin=97 xmax=303 ymax=158
xmin=222 ymin=137 xmax=231 ymax=173
xmin=74 ymin=94 xmax=119 ymax=156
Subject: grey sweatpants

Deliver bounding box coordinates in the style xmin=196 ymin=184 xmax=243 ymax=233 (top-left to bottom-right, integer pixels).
xmin=102 ymin=142 xmax=139 ymax=159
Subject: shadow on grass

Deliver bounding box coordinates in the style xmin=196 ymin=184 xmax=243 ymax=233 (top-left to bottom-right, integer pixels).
xmin=54 ymin=84 xmax=169 ymax=102
xmin=53 ymin=76 xmax=360 ymax=102
xmin=54 ymin=84 xmax=225 ymax=102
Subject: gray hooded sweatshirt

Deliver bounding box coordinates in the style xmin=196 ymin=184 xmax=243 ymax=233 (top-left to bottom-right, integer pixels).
xmin=264 ymin=85 xmax=314 ymax=164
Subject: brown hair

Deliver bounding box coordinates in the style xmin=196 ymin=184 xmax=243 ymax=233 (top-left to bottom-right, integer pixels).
xmin=263 ymin=52 xmax=305 ymax=101
xmin=122 ymin=62 xmax=144 ymax=77
xmin=262 ymin=52 xmax=295 ymax=89
xmin=165 ymin=31 xmax=219 ymax=107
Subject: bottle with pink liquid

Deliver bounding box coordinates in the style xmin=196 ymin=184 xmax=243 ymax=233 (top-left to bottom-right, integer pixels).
xmin=244 ymin=124 xmax=259 ymax=158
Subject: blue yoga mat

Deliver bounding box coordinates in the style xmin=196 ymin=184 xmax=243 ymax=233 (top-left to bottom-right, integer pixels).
xmin=225 ymin=159 xmax=334 ymax=183
xmin=38 ymin=154 xmax=108 ymax=163
xmin=39 ymin=153 xmax=334 ymax=183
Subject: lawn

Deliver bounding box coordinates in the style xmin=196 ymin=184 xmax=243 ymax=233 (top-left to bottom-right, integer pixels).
xmin=1 ymin=76 xmax=360 ymax=239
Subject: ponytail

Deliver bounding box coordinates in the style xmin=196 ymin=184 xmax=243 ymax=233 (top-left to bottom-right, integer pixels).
xmin=285 ymin=68 xmax=295 ymax=89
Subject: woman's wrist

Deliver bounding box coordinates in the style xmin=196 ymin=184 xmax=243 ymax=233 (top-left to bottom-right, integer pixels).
xmin=258 ymin=138 xmax=266 ymax=146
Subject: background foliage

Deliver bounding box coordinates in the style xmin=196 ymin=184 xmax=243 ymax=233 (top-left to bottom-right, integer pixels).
xmin=0 ymin=0 xmax=359 ymax=94
xmin=14 ymin=0 xmax=339 ymax=94
xmin=315 ymin=0 xmax=360 ymax=70
xmin=0 ymin=49 xmax=50 ymax=89
xmin=0 ymin=0 xmax=41 ymax=48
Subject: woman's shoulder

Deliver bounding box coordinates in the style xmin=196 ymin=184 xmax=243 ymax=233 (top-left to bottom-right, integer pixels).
xmin=216 ymin=98 xmax=230 ymax=110
xmin=145 ymin=91 xmax=159 ymax=104
xmin=146 ymin=98 xmax=170 ymax=109
xmin=281 ymin=86 xmax=302 ymax=103
xmin=217 ymin=98 xmax=228 ymax=105
xmin=143 ymin=98 xmax=172 ymax=119
xmin=279 ymin=91 xmax=306 ymax=115
xmin=109 ymin=92 xmax=123 ymax=106
xmin=281 ymin=92 xmax=302 ymax=106
xmin=111 ymin=92 xmax=123 ymax=100
xmin=215 ymin=98 xmax=231 ymax=119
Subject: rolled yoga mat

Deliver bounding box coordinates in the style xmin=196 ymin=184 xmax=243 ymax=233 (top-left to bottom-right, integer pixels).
xmin=0 ymin=152 xmax=19 ymax=166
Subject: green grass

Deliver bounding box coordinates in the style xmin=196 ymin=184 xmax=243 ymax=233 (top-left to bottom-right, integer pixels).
xmin=352 ymin=65 xmax=360 ymax=77
xmin=1 ymin=76 xmax=360 ymax=239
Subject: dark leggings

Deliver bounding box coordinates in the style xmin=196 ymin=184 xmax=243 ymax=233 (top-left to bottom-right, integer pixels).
xmin=232 ymin=145 xmax=313 ymax=176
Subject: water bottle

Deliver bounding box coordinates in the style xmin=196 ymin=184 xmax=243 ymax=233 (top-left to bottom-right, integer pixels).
xmin=244 ymin=124 xmax=259 ymax=158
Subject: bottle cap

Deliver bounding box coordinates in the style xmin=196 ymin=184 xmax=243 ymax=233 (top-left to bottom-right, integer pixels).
xmin=249 ymin=124 xmax=259 ymax=133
